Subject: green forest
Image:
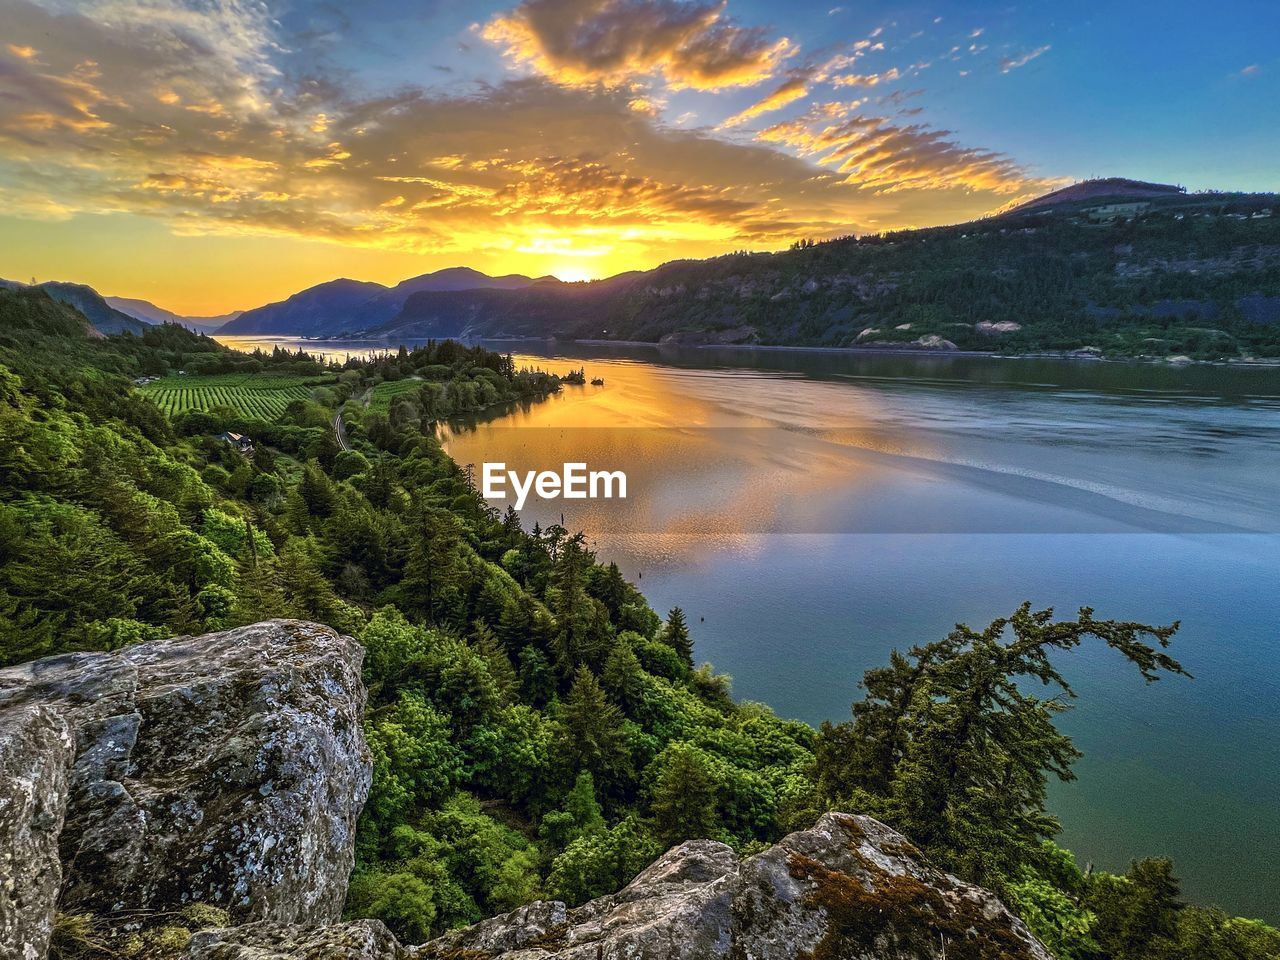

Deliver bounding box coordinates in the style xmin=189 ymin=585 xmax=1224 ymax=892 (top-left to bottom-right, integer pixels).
xmin=1 ymin=286 xmax=1276 ymax=960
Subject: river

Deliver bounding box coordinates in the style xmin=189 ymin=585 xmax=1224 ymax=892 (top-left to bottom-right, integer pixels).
xmin=220 ymin=335 xmax=1280 ymax=921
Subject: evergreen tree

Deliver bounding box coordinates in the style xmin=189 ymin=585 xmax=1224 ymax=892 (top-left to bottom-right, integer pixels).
xmin=518 ymin=646 xmax=556 ymax=707
xmin=558 ymin=665 xmax=630 ymax=791
xmin=650 ymin=744 xmax=717 ymax=847
xmin=664 ymin=606 xmax=693 ymax=666
xmin=277 ymin=537 xmax=358 ymax=633
xmin=401 ymin=501 xmax=465 ymax=624
xmin=230 ymin=537 xmax=289 ymax=626
xmin=601 ymin=639 xmax=645 ymax=713
xmin=298 ymin=462 xmax=336 ymax=517
xmin=472 ymin=622 xmax=517 ymax=703
xmin=816 ymin=604 xmax=1185 ymax=885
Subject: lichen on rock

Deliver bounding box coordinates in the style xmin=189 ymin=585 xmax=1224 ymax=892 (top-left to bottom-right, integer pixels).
xmin=412 ymin=813 xmax=1051 ymax=960
xmin=1 ymin=705 xmax=76 ymax=960
xmin=0 ymin=618 xmax=372 ymax=957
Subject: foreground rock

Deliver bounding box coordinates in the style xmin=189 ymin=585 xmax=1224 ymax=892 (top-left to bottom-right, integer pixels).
xmin=416 ymin=812 xmax=1051 ymax=960
xmin=0 ymin=705 xmax=75 ymax=960
xmin=184 ymin=921 xmax=404 ymax=960
xmin=0 ymin=620 xmax=371 ymax=943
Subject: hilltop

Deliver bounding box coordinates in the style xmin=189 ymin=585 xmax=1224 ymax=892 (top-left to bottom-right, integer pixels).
xmin=1000 ymin=177 xmax=1189 ymax=215
xmin=0 ymin=279 xmax=151 ymax=335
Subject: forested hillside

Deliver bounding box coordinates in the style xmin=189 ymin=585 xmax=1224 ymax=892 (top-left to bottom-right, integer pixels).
xmin=1 ymin=286 xmax=1276 ymax=960
xmin=371 ymin=190 xmax=1280 ymax=360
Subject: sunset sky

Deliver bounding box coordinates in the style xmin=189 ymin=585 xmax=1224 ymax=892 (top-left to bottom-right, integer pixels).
xmin=1 ymin=0 xmax=1276 ymax=315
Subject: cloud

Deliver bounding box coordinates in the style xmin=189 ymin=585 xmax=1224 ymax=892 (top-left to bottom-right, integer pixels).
xmin=757 ymin=102 xmax=1047 ymax=196
xmin=719 ymin=75 xmax=809 ymax=127
xmin=831 ymin=67 xmax=901 ymax=88
xmin=0 ymin=0 xmax=1053 ymax=274
xmin=999 ymin=45 xmax=1050 ymax=73
xmin=1239 ymin=64 xmax=1259 ymax=77
xmin=481 ymin=0 xmax=792 ymax=90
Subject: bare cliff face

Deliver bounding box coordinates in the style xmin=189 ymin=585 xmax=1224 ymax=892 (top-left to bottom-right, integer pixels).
xmin=0 ymin=620 xmax=372 ymax=960
xmin=0 ymin=621 xmax=1048 ymax=960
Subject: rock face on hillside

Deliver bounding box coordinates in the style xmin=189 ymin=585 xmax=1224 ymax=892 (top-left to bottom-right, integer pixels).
xmin=416 ymin=813 xmax=1051 ymax=960
xmin=0 ymin=705 xmax=76 ymax=960
xmin=0 ymin=619 xmax=371 ymax=958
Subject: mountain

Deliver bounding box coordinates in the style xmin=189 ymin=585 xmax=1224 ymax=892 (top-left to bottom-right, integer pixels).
xmin=361 ymin=184 xmax=1279 ymax=360
xmin=105 ymin=295 xmax=241 ymax=334
xmin=213 ymin=278 xmax=387 ymax=336
xmin=0 ymin=279 xmax=150 ymax=335
xmin=1000 ymin=177 xmax=1188 ymax=216
xmin=218 ymin=268 xmax=540 ymax=336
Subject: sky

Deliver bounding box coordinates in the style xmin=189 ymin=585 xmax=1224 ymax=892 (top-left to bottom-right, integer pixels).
xmin=0 ymin=0 xmax=1276 ymax=315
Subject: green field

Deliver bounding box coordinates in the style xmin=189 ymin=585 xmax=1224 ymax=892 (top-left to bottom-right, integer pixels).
xmin=139 ymin=373 xmax=335 ymax=420
xmin=368 ymin=378 xmax=424 ymax=411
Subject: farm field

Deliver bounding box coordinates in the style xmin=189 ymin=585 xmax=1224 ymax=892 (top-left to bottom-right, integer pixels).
xmin=139 ymin=373 xmax=335 ymax=420
xmin=368 ymin=377 xmax=424 ymax=411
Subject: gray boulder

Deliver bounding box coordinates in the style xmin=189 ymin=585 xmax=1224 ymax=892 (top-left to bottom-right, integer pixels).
xmin=0 ymin=620 xmax=371 ymax=930
xmin=184 ymin=921 xmax=405 ymax=960
xmin=416 ymin=812 xmax=1051 ymax=960
xmin=0 ymin=706 xmax=75 ymax=960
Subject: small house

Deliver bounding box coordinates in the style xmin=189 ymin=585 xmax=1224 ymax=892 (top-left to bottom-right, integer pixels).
xmin=218 ymin=431 xmax=255 ymax=455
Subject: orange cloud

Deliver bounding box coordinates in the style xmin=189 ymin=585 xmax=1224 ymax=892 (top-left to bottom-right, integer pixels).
xmin=720 ymin=75 xmax=809 ymax=128
xmin=758 ymin=104 xmax=1043 ymax=195
xmin=482 ymin=0 xmax=793 ymax=90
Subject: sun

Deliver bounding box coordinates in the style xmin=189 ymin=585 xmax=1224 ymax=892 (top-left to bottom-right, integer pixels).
xmin=552 ymin=265 xmax=596 ymax=283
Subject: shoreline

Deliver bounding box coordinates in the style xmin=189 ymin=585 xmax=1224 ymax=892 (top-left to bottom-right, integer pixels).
xmin=566 ymin=338 xmax=1280 ymax=367
xmin=216 ymin=333 xmax=1280 ymax=368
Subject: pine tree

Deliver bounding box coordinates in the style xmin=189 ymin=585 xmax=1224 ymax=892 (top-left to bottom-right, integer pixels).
xmin=558 ymin=665 xmax=630 ymax=790
xmin=602 ymin=639 xmax=644 ymax=713
xmin=401 ymin=501 xmax=464 ymax=624
xmin=519 ymin=646 xmax=556 ymax=707
xmin=277 ymin=537 xmax=356 ymax=633
xmin=816 ymin=603 xmax=1185 ymax=885
xmin=472 ymin=621 xmax=517 ymax=702
xmin=231 ymin=536 xmax=289 ymax=627
xmin=664 ymin=606 xmax=693 ymax=666
xmin=650 ymin=744 xmax=717 ymax=847
xmin=298 ymin=461 xmax=336 ymax=517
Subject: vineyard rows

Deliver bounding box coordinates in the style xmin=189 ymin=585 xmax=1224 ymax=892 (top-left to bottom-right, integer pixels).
xmin=139 ymin=374 xmax=334 ymax=421
xmin=369 ymin=378 xmax=425 ymax=411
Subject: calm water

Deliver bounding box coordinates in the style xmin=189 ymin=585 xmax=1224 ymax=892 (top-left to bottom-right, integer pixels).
xmin=221 ymin=336 xmax=1280 ymax=921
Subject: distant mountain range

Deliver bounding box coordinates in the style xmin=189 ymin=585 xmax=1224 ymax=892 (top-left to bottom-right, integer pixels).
xmin=104 ymin=296 xmax=241 ymax=334
xmin=215 ymin=266 xmax=546 ymax=336
xmin=8 ymin=180 xmax=1278 ymax=359
xmin=228 ymin=179 xmax=1275 ymax=360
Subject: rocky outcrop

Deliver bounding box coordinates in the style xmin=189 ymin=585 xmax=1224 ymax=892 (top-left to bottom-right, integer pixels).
xmin=0 ymin=620 xmax=371 ymax=951
xmin=415 ymin=813 xmax=1050 ymax=960
xmin=184 ymin=921 xmax=405 ymax=960
xmin=1 ymin=706 xmax=75 ymax=960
